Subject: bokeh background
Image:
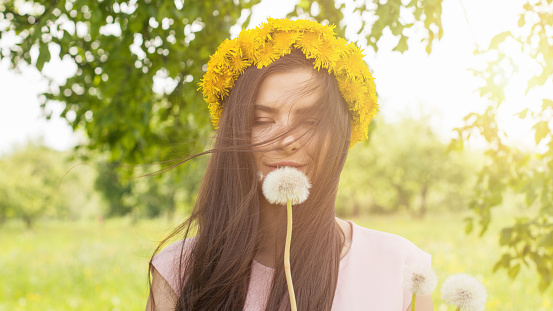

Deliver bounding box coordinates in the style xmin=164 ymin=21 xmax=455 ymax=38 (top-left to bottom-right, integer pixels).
xmin=1 ymin=0 xmax=552 ymax=310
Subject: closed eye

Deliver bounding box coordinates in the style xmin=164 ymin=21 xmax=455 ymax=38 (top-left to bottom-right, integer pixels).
xmin=253 ymin=118 xmax=273 ymax=126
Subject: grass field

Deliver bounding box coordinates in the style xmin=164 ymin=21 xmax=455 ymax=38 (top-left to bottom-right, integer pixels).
xmin=1 ymin=210 xmax=551 ymax=310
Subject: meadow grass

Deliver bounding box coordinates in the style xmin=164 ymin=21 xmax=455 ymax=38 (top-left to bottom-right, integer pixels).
xmin=0 ymin=217 xmax=175 ymax=311
xmin=1 ymin=210 xmax=551 ymax=310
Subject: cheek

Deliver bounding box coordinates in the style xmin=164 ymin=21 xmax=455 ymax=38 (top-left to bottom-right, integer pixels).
xmin=251 ymin=126 xmax=272 ymax=146
xmin=308 ymin=132 xmax=331 ymax=172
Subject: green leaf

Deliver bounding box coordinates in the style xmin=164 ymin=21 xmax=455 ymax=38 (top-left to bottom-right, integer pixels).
xmin=493 ymin=253 xmax=511 ymax=273
xmin=499 ymin=228 xmax=512 ymax=246
xmin=533 ymin=121 xmax=549 ymax=144
xmin=425 ymin=31 xmax=434 ymax=54
xmin=393 ymin=36 xmax=408 ymax=53
xmin=515 ymin=108 xmax=528 ymax=119
xmin=36 ymin=43 xmax=51 ymax=72
xmin=539 ymin=232 xmax=553 ymax=248
xmin=526 ymin=185 xmax=537 ymax=206
xmin=542 ymin=99 xmax=553 ymax=111
xmin=489 ymin=31 xmax=511 ymax=50
xmin=464 ymin=216 xmax=473 ymax=234
xmin=526 ymin=68 xmax=551 ymax=94
xmin=508 ymin=263 xmax=521 ymax=279
xmin=518 ymin=14 xmax=525 ymax=27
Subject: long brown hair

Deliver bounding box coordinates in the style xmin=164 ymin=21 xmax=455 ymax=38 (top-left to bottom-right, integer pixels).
xmin=149 ymin=49 xmax=352 ymax=310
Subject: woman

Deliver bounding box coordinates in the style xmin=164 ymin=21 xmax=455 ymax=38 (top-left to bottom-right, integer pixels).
xmin=146 ymin=18 xmax=434 ymax=311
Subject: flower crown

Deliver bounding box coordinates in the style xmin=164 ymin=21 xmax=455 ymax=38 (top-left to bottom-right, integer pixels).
xmin=199 ymin=18 xmax=378 ymax=148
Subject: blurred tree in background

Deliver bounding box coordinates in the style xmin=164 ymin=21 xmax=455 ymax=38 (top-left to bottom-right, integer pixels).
xmin=337 ymin=116 xmax=479 ymax=219
xmin=0 ymin=144 xmax=68 ymax=228
xmin=1 ymin=0 xmax=552 ymax=292
xmin=94 ymin=158 xmax=204 ymax=220
xmin=94 ymin=160 xmax=133 ymax=217
xmin=0 ymin=142 xmax=102 ymax=227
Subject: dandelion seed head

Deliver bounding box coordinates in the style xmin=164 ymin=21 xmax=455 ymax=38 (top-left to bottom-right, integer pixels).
xmin=262 ymin=166 xmax=311 ymax=205
xmin=402 ymin=263 xmax=437 ymax=296
xmin=441 ymin=273 xmax=487 ymax=311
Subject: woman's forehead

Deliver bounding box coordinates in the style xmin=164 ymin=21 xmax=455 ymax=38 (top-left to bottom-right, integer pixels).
xmin=256 ymin=69 xmax=322 ymax=112
xmin=254 ymin=102 xmax=316 ymax=115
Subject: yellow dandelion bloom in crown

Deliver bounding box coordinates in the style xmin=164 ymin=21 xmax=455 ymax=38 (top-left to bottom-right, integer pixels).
xmin=198 ymin=17 xmax=378 ymax=148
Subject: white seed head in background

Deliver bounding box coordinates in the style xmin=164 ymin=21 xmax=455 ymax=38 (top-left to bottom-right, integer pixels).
xmin=441 ymin=273 xmax=487 ymax=311
xmin=402 ymin=263 xmax=438 ymax=296
xmin=262 ymin=166 xmax=311 ymax=205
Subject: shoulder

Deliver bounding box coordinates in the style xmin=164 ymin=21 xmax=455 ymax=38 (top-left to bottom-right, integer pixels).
xmin=346 ymin=221 xmax=433 ymax=309
xmin=151 ymin=236 xmax=198 ymax=294
xmin=350 ymin=221 xmax=431 ymax=267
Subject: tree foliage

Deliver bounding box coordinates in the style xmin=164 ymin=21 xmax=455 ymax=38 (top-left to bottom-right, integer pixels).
xmin=0 ymin=144 xmax=68 ymax=227
xmin=450 ymin=0 xmax=553 ymax=292
xmin=0 ymin=0 xmax=261 ymax=168
xmin=94 ymin=158 xmax=205 ymax=219
xmin=337 ymin=117 xmax=477 ymax=218
xmin=289 ymin=0 xmax=443 ymax=53
xmin=0 ymin=143 xmax=107 ymax=227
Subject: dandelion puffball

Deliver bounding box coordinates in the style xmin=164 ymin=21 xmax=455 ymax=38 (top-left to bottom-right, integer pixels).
xmin=402 ymin=263 xmax=437 ymax=296
xmin=262 ymin=166 xmax=311 ymax=205
xmin=441 ymin=273 xmax=487 ymax=311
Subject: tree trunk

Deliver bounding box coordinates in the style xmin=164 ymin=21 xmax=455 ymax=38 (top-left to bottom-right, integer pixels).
xmin=418 ymin=184 xmax=429 ymax=219
xmin=393 ymin=183 xmax=411 ymax=212
xmin=353 ymin=203 xmax=360 ymax=218
xmin=166 ymin=186 xmax=176 ymax=222
xmin=24 ymin=216 xmax=33 ymax=229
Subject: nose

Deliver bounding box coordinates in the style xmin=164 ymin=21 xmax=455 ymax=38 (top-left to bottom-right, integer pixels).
xmin=279 ymin=131 xmax=302 ymax=154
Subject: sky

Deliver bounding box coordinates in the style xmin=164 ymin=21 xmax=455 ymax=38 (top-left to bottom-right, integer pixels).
xmin=0 ymin=0 xmax=540 ymax=156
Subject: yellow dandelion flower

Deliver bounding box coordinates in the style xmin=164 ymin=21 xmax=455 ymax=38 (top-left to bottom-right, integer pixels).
xmin=199 ymin=71 xmax=217 ymax=97
xmin=206 ymin=51 xmax=226 ymax=73
xmin=254 ymin=22 xmax=273 ymax=44
xmin=331 ymin=37 xmax=349 ymax=59
xmin=294 ymin=19 xmax=318 ymax=32
xmin=238 ymin=29 xmax=261 ymax=60
xmin=351 ymin=122 xmax=369 ymax=145
xmin=311 ymin=21 xmax=336 ymax=37
xmin=367 ymin=78 xmax=377 ymax=103
xmin=208 ymin=103 xmax=222 ymax=128
xmin=296 ymin=31 xmax=322 ymax=59
xmin=313 ymin=35 xmax=341 ymax=70
xmin=211 ymin=70 xmax=234 ymax=97
xmin=337 ymin=76 xmax=367 ymax=104
xmin=216 ymin=38 xmax=238 ymax=57
xmin=336 ymin=43 xmax=368 ymax=79
xmin=256 ymin=40 xmax=279 ymax=68
xmin=228 ymin=52 xmax=251 ymax=75
xmin=272 ymin=31 xmax=301 ymax=57
xmin=269 ymin=17 xmax=296 ymax=31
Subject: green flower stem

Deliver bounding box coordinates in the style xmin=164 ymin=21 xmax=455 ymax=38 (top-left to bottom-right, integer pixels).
xmin=285 ymin=199 xmax=297 ymax=311
xmin=411 ymin=293 xmax=416 ymax=311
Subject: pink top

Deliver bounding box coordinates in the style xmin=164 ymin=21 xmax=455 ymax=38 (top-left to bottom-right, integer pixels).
xmin=152 ymin=220 xmax=432 ymax=311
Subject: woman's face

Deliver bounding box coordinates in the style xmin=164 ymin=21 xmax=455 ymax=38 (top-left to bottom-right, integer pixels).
xmin=251 ymin=68 xmax=325 ymax=181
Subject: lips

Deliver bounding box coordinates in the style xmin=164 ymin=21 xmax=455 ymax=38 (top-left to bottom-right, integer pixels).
xmin=267 ymin=161 xmax=305 ymax=171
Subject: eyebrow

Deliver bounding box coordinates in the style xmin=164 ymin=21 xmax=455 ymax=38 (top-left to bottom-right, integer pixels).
xmin=255 ymin=104 xmax=314 ymax=114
